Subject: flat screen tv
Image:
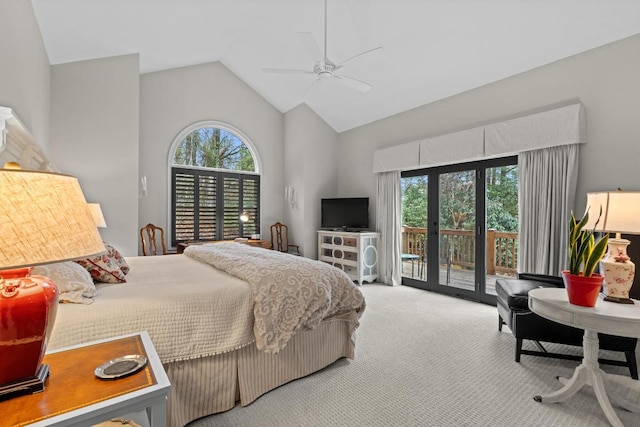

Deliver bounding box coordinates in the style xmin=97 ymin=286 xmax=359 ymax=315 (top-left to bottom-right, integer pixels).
xmin=321 ymin=197 xmax=369 ymax=230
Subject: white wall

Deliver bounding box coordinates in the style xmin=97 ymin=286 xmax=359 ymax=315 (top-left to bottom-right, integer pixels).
xmin=49 ymin=55 xmax=140 ymax=256
xmin=283 ymin=106 xmax=306 ymax=253
xmin=9 ymin=0 xmax=637 ymax=260
xmin=338 ymin=33 xmax=640 ymax=226
xmin=139 ymin=62 xmax=285 ymax=252
xmin=0 ymin=0 xmax=50 ymax=154
xmin=284 ymin=104 xmax=338 ymax=258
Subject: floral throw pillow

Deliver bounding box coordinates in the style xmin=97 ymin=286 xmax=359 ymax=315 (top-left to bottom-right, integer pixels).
xmin=32 ymin=261 xmax=97 ymax=304
xmin=104 ymin=242 xmax=130 ymax=274
xmin=76 ymin=253 xmax=127 ymax=283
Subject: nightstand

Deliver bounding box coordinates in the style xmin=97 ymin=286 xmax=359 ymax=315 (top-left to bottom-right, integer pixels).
xmin=2 ymin=331 xmax=170 ymax=427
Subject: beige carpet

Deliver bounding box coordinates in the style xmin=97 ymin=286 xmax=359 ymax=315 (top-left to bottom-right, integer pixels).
xmin=189 ymin=284 xmax=640 ymax=426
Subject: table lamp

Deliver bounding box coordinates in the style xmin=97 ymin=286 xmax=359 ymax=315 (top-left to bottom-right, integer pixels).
xmin=584 ymin=190 xmax=640 ymax=304
xmin=88 ymin=202 xmax=107 ymax=228
xmin=0 ymin=165 xmax=105 ymax=398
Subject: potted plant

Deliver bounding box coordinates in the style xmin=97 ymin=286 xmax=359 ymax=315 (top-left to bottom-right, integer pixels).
xmin=562 ymin=209 xmax=609 ymax=307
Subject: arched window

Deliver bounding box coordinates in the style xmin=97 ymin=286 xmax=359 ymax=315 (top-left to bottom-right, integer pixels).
xmin=170 ymin=122 xmax=260 ymax=245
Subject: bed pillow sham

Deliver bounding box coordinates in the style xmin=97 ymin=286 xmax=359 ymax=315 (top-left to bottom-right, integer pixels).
xmin=104 ymin=242 xmax=130 ymax=274
xmin=32 ymin=261 xmax=97 ymax=304
xmin=76 ymin=253 xmax=127 ymax=284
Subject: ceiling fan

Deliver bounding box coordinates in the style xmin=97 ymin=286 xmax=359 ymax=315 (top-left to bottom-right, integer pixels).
xmin=262 ymin=0 xmax=383 ymax=93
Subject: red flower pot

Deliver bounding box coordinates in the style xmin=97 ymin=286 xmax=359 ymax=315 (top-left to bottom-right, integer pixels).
xmin=561 ymin=270 xmax=604 ymax=307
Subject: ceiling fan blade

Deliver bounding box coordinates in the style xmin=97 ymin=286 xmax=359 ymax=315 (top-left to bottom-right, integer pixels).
xmin=333 ymin=75 xmax=372 ymax=92
xmin=297 ymin=32 xmax=324 ymax=62
xmin=337 ymin=46 xmax=384 ymax=67
xmin=303 ymin=78 xmax=321 ymax=97
xmin=262 ymin=68 xmax=315 ymax=74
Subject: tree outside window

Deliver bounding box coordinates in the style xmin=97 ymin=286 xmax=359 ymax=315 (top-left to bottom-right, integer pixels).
xmin=174 ymin=127 xmax=255 ymax=171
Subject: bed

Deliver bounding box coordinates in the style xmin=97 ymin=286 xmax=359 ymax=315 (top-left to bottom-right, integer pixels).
xmin=47 ymin=243 xmax=366 ymax=427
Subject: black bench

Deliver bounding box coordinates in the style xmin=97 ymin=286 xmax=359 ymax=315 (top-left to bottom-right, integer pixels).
xmin=496 ymin=273 xmax=638 ymax=379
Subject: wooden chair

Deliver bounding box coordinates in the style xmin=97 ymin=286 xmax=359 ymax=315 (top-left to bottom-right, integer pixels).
xmin=270 ymin=222 xmax=300 ymax=255
xmin=140 ymin=223 xmax=167 ymax=256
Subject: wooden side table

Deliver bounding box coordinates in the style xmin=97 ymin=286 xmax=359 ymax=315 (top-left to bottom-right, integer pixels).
xmin=176 ymin=240 xmax=215 ymax=254
xmin=2 ymin=331 xmax=170 ymax=427
xmin=245 ymin=239 xmax=271 ymax=249
xmin=176 ymin=239 xmax=271 ymax=253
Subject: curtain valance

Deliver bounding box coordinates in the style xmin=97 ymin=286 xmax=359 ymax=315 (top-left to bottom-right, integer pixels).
xmin=418 ymin=127 xmax=484 ymax=168
xmin=372 ymin=141 xmax=420 ymax=173
xmin=484 ymin=104 xmax=585 ymax=157
xmin=372 ymin=103 xmax=585 ymax=173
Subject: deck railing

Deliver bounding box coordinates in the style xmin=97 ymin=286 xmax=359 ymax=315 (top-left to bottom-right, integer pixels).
xmin=401 ymin=226 xmax=518 ymax=276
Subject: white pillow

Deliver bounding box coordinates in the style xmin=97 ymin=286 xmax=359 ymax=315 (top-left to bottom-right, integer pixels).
xmin=32 ymin=261 xmax=96 ymax=304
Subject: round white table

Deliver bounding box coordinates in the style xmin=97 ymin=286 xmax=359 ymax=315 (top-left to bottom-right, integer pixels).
xmin=528 ymin=287 xmax=640 ymax=427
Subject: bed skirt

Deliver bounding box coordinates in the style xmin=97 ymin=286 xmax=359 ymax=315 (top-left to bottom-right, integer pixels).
xmin=163 ymin=317 xmax=355 ymax=427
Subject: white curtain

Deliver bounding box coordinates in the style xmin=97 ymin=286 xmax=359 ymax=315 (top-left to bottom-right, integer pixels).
xmin=518 ymin=144 xmax=579 ymax=275
xmin=376 ymin=171 xmax=402 ymax=286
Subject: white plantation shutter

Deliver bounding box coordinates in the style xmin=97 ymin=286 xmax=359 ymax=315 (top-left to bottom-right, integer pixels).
xmin=173 ymin=170 xmax=197 ymax=242
xmin=241 ymin=177 xmax=260 ymax=237
xmin=171 ymin=167 xmax=259 ymax=245
xmin=222 ymin=174 xmax=240 ymax=239
xmin=198 ymin=174 xmax=217 ymax=240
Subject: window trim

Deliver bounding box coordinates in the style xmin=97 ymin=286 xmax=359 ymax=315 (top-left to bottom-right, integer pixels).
xmin=167 ymin=121 xmax=262 ymax=245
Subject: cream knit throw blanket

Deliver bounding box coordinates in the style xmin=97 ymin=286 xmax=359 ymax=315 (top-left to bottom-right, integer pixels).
xmin=185 ymin=243 xmax=366 ymax=353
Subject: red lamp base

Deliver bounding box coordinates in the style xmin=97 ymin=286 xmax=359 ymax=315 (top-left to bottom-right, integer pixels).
xmin=0 ymin=267 xmax=58 ymax=398
xmin=0 ymin=364 xmax=49 ymax=400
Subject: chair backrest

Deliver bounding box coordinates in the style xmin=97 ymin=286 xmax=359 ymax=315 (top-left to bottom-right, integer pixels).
xmin=270 ymin=222 xmax=291 ymax=252
xmin=140 ymin=223 xmax=167 ymax=256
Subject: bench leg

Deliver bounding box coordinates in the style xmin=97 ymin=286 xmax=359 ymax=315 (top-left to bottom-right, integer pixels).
xmin=626 ymin=351 xmax=639 ymax=380
xmin=515 ymin=338 xmax=523 ymax=363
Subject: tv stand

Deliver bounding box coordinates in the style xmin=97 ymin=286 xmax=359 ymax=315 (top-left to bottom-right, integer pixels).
xmin=317 ymin=230 xmax=380 ymax=284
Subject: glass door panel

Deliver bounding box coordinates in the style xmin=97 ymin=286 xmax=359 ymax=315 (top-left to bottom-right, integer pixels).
xmin=439 ymin=170 xmax=476 ymax=290
xmin=401 ymin=156 xmax=517 ymax=305
xmin=401 ymin=175 xmax=428 ymax=280
xmin=485 ymin=164 xmax=519 ymax=296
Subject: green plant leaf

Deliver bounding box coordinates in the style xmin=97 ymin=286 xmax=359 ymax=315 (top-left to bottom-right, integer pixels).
xmin=566 ymin=208 xmax=607 ymax=276
xmin=584 ymin=233 xmax=609 ymax=277
xmin=576 ymin=210 xmax=589 ymax=232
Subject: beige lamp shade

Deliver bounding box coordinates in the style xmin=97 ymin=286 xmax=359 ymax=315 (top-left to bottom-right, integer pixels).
xmin=0 ymin=168 xmax=106 ymax=270
xmin=584 ymin=191 xmax=640 ymax=234
xmin=88 ymin=203 xmax=107 ymax=228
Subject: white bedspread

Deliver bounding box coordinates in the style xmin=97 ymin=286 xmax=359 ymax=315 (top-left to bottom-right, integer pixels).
xmin=48 ymin=255 xmax=256 ymax=363
xmin=185 ymin=243 xmax=366 ymax=353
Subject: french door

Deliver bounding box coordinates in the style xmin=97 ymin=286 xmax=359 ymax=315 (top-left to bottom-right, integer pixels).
xmin=401 ymin=157 xmax=518 ymax=305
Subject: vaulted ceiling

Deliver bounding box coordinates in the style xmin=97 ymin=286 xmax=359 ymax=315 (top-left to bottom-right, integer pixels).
xmin=31 ymin=0 xmax=640 ymax=132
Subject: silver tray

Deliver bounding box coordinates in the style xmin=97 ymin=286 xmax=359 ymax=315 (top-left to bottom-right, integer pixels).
xmin=94 ymin=354 xmax=147 ymax=380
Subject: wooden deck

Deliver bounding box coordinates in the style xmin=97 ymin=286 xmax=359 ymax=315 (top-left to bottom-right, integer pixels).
xmin=401 ymin=260 xmax=516 ymax=295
